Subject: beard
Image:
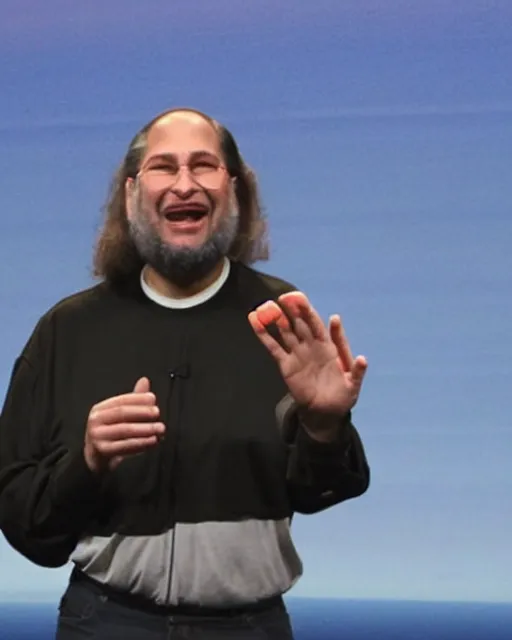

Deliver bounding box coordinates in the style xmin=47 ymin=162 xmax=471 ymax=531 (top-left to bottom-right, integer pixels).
xmin=128 ymin=189 xmax=239 ymax=289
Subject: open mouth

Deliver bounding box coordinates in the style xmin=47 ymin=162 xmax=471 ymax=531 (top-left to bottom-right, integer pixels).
xmin=162 ymin=204 xmax=209 ymax=222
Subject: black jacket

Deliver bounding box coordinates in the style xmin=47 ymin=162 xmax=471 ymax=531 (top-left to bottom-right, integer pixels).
xmin=0 ymin=262 xmax=370 ymax=568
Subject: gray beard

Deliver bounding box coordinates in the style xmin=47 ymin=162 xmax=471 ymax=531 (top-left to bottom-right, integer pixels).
xmin=128 ymin=193 xmax=239 ymax=289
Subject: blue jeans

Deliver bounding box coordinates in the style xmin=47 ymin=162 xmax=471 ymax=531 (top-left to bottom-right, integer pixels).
xmin=55 ymin=576 xmax=295 ymax=639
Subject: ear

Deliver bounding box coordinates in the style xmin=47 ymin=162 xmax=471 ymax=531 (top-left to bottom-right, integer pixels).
xmin=125 ymin=177 xmax=136 ymax=221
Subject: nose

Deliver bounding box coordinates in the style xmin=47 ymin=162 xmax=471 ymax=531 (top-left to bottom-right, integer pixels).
xmin=171 ymin=166 xmax=198 ymax=197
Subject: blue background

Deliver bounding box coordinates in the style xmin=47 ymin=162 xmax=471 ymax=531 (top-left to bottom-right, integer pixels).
xmin=1 ymin=1 xmax=511 ymax=637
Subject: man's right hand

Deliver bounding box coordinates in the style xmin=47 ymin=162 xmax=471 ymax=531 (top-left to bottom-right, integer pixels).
xmin=83 ymin=377 xmax=165 ymax=474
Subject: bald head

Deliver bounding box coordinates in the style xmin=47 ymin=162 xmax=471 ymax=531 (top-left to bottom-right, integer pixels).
xmin=142 ymin=110 xmax=223 ymax=170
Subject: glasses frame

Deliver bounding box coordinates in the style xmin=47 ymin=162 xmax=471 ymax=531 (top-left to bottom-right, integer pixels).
xmin=135 ymin=162 xmax=229 ymax=191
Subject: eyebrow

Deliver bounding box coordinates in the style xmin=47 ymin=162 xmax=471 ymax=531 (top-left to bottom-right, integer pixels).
xmin=145 ymin=150 xmax=220 ymax=164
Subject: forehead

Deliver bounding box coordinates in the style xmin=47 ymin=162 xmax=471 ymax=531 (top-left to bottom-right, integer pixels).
xmin=144 ymin=112 xmax=221 ymax=159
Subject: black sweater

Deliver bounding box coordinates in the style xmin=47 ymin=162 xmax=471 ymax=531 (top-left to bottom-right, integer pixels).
xmin=0 ymin=262 xmax=370 ymax=569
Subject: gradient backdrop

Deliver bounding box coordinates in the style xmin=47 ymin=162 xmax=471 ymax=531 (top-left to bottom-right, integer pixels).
xmin=1 ymin=1 xmax=511 ymax=637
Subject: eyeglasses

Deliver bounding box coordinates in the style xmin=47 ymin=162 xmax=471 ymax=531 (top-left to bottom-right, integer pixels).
xmin=137 ymin=161 xmax=228 ymax=190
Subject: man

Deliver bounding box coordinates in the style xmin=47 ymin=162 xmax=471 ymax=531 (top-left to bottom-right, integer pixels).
xmin=0 ymin=107 xmax=370 ymax=639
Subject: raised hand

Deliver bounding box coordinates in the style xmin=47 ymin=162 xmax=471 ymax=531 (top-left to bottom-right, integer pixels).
xmin=248 ymin=292 xmax=367 ymax=418
xmin=83 ymin=377 xmax=165 ymax=474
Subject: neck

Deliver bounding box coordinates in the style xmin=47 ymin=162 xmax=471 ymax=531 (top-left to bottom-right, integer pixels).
xmin=143 ymin=259 xmax=225 ymax=299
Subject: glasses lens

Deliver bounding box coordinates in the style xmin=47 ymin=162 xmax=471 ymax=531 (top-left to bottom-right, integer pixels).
xmin=142 ymin=166 xmax=225 ymax=190
xmin=193 ymin=167 xmax=224 ymax=189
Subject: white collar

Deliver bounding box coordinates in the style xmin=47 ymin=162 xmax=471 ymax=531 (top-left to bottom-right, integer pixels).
xmin=140 ymin=258 xmax=231 ymax=309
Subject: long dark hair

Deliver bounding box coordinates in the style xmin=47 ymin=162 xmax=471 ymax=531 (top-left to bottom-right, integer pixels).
xmin=92 ymin=107 xmax=269 ymax=285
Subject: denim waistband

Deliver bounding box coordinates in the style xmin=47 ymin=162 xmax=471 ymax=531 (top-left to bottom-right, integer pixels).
xmin=69 ymin=566 xmax=285 ymax=618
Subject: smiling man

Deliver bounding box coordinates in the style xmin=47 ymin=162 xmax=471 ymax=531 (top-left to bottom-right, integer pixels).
xmin=125 ymin=110 xmax=241 ymax=295
xmin=0 ymin=108 xmax=370 ymax=640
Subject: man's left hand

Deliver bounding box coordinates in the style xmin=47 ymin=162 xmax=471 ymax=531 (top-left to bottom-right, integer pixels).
xmin=248 ymin=292 xmax=368 ymax=424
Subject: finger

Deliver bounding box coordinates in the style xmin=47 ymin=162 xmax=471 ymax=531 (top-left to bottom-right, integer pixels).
xmin=352 ymin=355 xmax=368 ymax=384
xmin=134 ymin=377 xmax=150 ymax=393
xmin=290 ymin=317 xmax=314 ymax=342
xmin=93 ymin=392 xmax=157 ymax=412
xmin=253 ymin=301 xmax=303 ymax=351
xmin=96 ymin=436 xmax=161 ymax=458
xmin=90 ymin=404 xmax=160 ymax=426
xmin=92 ymin=422 xmax=166 ymax=441
xmin=279 ymin=292 xmax=327 ymax=341
xmin=254 ymin=301 xmax=291 ymax=330
xmin=277 ymin=291 xmax=309 ymax=316
xmin=329 ymin=315 xmax=354 ymax=371
xmin=248 ymin=311 xmax=289 ymax=362
xmin=276 ymin=321 xmax=301 ymax=351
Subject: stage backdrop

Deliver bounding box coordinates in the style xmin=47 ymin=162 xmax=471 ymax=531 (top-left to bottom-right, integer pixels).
xmin=1 ymin=2 xmax=511 ymax=639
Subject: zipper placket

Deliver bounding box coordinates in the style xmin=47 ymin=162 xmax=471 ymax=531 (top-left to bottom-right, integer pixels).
xmin=164 ymin=368 xmax=183 ymax=606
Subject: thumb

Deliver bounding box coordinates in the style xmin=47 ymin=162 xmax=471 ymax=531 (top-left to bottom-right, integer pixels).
xmin=133 ymin=376 xmax=150 ymax=393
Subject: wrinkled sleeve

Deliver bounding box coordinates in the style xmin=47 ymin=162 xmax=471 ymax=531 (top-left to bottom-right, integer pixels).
xmin=276 ymin=394 xmax=370 ymax=514
xmin=0 ymin=339 xmax=104 ymax=568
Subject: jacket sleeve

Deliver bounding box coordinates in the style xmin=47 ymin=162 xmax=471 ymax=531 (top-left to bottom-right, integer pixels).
xmin=0 ymin=331 xmax=104 ymax=568
xmin=276 ymin=394 xmax=370 ymax=514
